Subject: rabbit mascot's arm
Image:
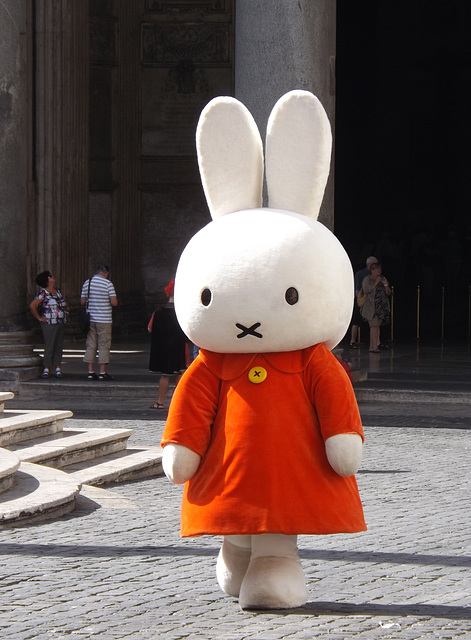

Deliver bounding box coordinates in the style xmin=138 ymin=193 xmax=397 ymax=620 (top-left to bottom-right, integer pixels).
xmin=308 ymin=348 xmax=364 ymax=478
xmin=325 ymin=433 xmax=363 ymax=477
xmin=162 ymin=444 xmax=201 ymax=485
xmin=162 ymin=355 xmax=221 ymax=484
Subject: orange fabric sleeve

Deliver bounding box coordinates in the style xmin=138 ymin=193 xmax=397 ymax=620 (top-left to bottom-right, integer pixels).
xmin=161 ymin=357 xmax=220 ymax=457
xmin=307 ymin=345 xmax=364 ymax=443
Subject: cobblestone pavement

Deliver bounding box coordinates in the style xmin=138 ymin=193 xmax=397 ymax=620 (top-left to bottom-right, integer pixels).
xmin=1 ymin=415 xmax=470 ymax=639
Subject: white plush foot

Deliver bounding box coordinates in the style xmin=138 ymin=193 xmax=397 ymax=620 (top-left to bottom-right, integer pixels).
xmin=238 ymin=556 xmax=308 ymax=610
xmin=216 ymin=538 xmax=251 ymax=597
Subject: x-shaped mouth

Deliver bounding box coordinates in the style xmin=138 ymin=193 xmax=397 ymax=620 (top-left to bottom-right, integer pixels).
xmin=236 ymin=322 xmax=263 ymax=339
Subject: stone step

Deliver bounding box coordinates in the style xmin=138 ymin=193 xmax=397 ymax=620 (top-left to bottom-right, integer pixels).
xmin=0 ymin=390 xmax=163 ymax=527
xmin=0 ymin=448 xmax=21 ymax=493
xmin=0 ymin=461 xmax=81 ymax=529
xmin=0 ymin=333 xmax=42 ymax=378
xmin=0 ymin=331 xmax=37 ymax=345
xmin=0 ymin=409 xmax=72 ymax=446
xmin=0 ymin=367 xmax=42 ymax=388
xmin=1 ymin=342 xmax=41 ymax=355
xmin=65 ymin=446 xmax=164 ymax=486
xmin=0 ymin=392 xmax=15 ymax=413
xmin=354 ymin=387 xmax=471 ymax=404
xmin=18 ymin=378 xmax=157 ymax=398
xmin=9 ymin=427 xmax=134 ymax=469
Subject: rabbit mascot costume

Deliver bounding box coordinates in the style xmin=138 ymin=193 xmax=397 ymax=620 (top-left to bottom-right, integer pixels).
xmin=161 ymin=90 xmax=366 ymax=610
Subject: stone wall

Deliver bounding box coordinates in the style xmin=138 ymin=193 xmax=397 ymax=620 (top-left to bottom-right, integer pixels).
xmin=0 ymin=0 xmax=337 ymax=338
xmin=139 ymin=0 xmax=235 ymax=312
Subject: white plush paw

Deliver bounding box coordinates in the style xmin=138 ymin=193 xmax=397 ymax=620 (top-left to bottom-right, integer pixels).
xmin=162 ymin=443 xmax=201 ymax=484
xmin=216 ymin=539 xmax=252 ymax=598
xmin=325 ymin=433 xmax=363 ymax=477
xmin=238 ymin=557 xmax=308 ymax=610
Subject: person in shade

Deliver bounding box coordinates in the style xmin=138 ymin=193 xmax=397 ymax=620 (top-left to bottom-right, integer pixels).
xmin=350 ymin=255 xmax=377 ymax=348
xmin=148 ymin=279 xmax=188 ymax=409
xmin=29 ymin=270 xmax=67 ymax=379
xmin=80 ymin=264 xmax=118 ymax=380
xmin=360 ymin=262 xmax=391 ymax=352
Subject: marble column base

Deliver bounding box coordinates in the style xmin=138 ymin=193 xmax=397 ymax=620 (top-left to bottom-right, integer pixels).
xmin=0 ymin=332 xmax=42 ymax=387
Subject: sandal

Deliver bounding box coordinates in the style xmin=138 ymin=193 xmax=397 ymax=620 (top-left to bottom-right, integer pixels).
xmin=369 ymin=348 xmax=380 ymax=353
xmin=150 ymin=403 xmax=164 ymax=409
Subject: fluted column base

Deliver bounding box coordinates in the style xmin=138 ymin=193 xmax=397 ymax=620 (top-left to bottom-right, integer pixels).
xmin=0 ymin=332 xmax=42 ymax=389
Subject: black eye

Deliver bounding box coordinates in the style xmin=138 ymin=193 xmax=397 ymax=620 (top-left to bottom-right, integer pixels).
xmin=201 ymin=288 xmax=212 ymax=306
xmin=285 ymin=287 xmax=299 ymax=305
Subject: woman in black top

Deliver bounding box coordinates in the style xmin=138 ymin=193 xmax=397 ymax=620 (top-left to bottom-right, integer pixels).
xmin=149 ymin=280 xmax=188 ymax=409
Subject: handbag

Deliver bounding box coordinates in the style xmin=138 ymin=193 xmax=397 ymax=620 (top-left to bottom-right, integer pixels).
xmin=356 ymin=288 xmax=367 ymax=308
xmin=78 ymin=308 xmax=90 ymax=334
xmin=78 ymin=277 xmax=92 ymax=333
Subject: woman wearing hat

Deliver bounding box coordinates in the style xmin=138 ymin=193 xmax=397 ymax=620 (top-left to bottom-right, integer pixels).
xmin=29 ymin=271 xmax=67 ymax=378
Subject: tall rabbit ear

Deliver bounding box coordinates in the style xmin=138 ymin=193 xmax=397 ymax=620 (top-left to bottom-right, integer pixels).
xmin=196 ymin=96 xmax=264 ymax=219
xmin=266 ymin=90 xmax=332 ymax=220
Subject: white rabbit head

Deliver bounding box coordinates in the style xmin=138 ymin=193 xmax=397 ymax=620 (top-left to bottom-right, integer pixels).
xmin=175 ymin=91 xmax=353 ymax=353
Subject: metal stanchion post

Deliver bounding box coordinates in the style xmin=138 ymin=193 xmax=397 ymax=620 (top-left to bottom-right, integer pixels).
xmin=416 ymin=285 xmax=420 ymax=341
xmin=441 ymin=286 xmax=445 ymax=342
xmin=390 ymin=285 xmax=394 ymax=342
xmin=468 ymin=286 xmax=471 ymax=344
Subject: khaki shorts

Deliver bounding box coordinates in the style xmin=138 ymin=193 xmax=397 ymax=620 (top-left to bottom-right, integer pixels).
xmin=83 ymin=322 xmax=112 ymax=364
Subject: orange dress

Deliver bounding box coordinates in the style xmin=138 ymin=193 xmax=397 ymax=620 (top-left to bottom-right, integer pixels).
xmin=161 ymin=343 xmax=366 ymax=537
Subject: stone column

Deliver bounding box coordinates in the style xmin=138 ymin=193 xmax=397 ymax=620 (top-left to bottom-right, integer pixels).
xmin=33 ymin=1 xmax=89 ymax=306
xmin=235 ymin=0 xmax=336 ymax=229
xmin=0 ymin=0 xmax=41 ymax=385
xmin=114 ymin=0 xmax=142 ymax=293
xmin=0 ymin=0 xmax=29 ymax=331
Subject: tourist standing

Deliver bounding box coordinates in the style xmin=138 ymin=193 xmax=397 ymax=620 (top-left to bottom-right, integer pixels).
xmin=81 ymin=264 xmax=118 ymax=380
xmin=29 ymin=270 xmax=67 ymax=378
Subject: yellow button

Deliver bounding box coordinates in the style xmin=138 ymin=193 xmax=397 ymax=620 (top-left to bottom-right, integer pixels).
xmin=248 ymin=366 xmax=267 ymax=384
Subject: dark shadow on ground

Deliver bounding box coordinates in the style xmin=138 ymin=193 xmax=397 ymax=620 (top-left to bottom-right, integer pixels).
xmin=254 ymin=600 xmax=471 ymax=620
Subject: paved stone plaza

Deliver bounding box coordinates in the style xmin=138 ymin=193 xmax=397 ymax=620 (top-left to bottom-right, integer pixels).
xmin=1 ymin=339 xmax=470 ymax=638
xmin=1 ymin=414 xmax=470 ymax=640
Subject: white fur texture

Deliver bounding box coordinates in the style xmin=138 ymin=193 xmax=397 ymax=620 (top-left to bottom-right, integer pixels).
xmin=196 ymin=96 xmax=263 ymax=218
xmin=162 ymin=444 xmax=201 ymax=485
xmin=238 ymin=535 xmax=307 ymax=610
xmin=216 ymin=538 xmax=252 ymax=598
xmin=175 ymin=208 xmax=353 ymax=353
xmin=216 ymin=534 xmax=308 ymax=609
xmin=239 ymin=557 xmax=307 ymax=610
xmin=176 ymin=90 xmax=352 ymax=354
xmin=266 ymin=90 xmax=332 ymax=219
xmin=325 ymin=433 xmax=363 ymax=477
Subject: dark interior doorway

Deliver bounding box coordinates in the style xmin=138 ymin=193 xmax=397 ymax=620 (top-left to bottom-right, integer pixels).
xmin=335 ymin=1 xmax=471 ymax=341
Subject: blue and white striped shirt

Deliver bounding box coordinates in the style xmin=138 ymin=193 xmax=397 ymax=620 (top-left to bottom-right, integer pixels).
xmin=81 ymin=275 xmax=117 ymax=323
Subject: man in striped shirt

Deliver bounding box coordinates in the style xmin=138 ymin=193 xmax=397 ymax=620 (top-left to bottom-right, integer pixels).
xmin=81 ymin=264 xmax=118 ymax=380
